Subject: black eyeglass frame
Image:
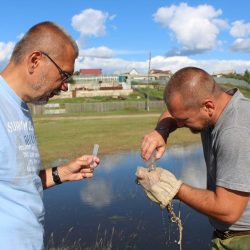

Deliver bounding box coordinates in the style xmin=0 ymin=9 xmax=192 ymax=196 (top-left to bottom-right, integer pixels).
xmin=40 ymin=51 xmax=72 ymax=82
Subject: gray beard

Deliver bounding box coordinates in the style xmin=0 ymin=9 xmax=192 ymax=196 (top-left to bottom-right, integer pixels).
xmin=30 ymin=72 xmax=57 ymax=105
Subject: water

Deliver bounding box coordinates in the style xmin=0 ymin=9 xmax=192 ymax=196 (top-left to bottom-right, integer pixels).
xmin=44 ymin=144 xmax=213 ymax=249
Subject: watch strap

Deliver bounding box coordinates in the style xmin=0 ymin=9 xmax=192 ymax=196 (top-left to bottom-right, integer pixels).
xmin=52 ymin=166 xmax=62 ymax=184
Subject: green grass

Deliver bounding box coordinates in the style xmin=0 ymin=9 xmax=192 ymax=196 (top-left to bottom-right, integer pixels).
xmin=34 ymin=112 xmax=200 ymax=167
xmin=35 ymin=83 xmax=250 ymax=167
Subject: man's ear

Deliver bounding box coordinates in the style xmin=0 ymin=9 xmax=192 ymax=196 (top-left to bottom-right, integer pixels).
xmin=27 ymin=51 xmax=42 ymax=74
xmin=202 ymin=99 xmax=215 ymax=117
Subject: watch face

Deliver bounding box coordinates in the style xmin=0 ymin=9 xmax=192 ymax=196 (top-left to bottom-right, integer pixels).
xmin=52 ymin=167 xmax=62 ymax=184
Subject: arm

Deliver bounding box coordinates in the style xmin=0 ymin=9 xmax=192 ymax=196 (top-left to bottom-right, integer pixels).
xmin=177 ymin=184 xmax=249 ymax=224
xmin=136 ymin=167 xmax=249 ymax=224
xmin=141 ymin=110 xmax=178 ymax=161
xmin=39 ymin=155 xmax=100 ymax=189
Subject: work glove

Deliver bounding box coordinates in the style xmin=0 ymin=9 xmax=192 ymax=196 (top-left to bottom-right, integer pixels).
xmin=135 ymin=167 xmax=182 ymax=208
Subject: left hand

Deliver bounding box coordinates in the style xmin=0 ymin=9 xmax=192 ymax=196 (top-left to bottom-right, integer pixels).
xmin=58 ymin=155 xmax=100 ymax=182
xmin=136 ymin=167 xmax=182 ymax=208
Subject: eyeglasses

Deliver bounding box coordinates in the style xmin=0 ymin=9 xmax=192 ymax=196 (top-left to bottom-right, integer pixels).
xmin=40 ymin=51 xmax=72 ymax=82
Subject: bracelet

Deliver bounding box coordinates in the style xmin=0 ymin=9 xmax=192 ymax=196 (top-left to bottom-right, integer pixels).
xmin=52 ymin=166 xmax=62 ymax=185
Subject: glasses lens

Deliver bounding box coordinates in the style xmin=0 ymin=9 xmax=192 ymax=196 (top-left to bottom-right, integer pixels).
xmin=62 ymin=72 xmax=72 ymax=82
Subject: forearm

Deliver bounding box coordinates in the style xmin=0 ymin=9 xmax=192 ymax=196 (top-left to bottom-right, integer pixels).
xmin=177 ymin=183 xmax=249 ymax=224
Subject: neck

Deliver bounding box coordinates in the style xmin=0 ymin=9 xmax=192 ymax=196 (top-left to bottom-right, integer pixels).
xmin=213 ymin=91 xmax=232 ymax=124
xmin=1 ymin=63 xmax=28 ymax=101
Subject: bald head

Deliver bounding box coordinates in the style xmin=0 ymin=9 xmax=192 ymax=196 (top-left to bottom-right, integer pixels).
xmin=165 ymin=67 xmax=222 ymax=109
xmin=11 ymin=21 xmax=78 ymax=64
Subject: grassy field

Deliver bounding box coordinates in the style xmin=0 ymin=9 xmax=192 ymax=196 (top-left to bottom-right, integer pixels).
xmin=34 ymin=111 xmax=200 ymax=167
xmin=34 ymin=83 xmax=250 ymax=167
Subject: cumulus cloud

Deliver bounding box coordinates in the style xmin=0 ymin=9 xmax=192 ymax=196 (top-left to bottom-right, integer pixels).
xmin=72 ymin=8 xmax=116 ymax=50
xmin=153 ymin=3 xmax=228 ymax=55
xmin=230 ymin=21 xmax=250 ymax=38
xmin=72 ymin=8 xmax=109 ymax=37
xmin=75 ymin=56 xmax=147 ymax=74
xmin=229 ymin=21 xmax=250 ymax=52
xmin=231 ymin=38 xmax=250 ymax=52
xmin=79 ymin=46 xmax=114 ymax=58
xmin=75 ymin=54 xmax=250 ymax=75
xmin=0 ymin=41 xmax=15 ymax=69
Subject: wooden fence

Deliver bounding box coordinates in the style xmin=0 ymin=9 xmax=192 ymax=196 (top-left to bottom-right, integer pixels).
xmin=30 ymin=101 xmax=165 ymax=115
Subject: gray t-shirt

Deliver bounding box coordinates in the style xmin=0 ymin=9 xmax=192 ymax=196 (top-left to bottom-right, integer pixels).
xmin=201 ymin=88 xmax=250 ymax=231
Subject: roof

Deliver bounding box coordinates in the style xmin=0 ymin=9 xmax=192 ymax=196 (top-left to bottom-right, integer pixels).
xmin=80 ymin=69 xmax=102 ymax=75
xmin=149 ymin=69 xmax=172 ymax=74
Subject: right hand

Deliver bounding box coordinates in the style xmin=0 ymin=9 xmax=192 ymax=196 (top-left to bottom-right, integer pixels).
xmin=59 ymin=155 xmax=100 ymax=182
xmin=141 ymin=130 xmax=166 ymax=161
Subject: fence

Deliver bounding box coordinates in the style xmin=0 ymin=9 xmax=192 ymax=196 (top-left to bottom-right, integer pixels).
xmin=31 ymin=100 xmax=165 ymax=115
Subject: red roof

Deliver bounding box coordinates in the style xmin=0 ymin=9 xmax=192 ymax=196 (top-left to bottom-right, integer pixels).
xmin=80 ymin=69 xmax=102 ymax=75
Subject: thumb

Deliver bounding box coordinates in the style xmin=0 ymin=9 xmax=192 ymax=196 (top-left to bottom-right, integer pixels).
xmin=135 ymin=167 xmax=147 ymax=179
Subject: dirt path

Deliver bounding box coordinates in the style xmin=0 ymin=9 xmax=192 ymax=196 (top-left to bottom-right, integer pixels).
xmin=34 ymin=113 xmax=160 ymax=121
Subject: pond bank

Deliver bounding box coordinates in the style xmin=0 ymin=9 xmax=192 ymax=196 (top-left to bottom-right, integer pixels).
xmin=34 ymin=113 xmax=200 ymax=166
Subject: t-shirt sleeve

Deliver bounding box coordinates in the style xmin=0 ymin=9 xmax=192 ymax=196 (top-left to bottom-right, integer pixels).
xmin=215 ymin=127 xmax=250 ymax=192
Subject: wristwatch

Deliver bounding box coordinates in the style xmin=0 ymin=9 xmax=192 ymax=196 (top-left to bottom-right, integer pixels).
xmin=52 ymin=166 xmax=62 ymax=184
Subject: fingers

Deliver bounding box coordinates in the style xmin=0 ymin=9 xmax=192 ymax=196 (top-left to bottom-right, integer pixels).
xmin=78 ymin=155 xmax=100 ymax=169
xmin=155 ymin=147 xmax=165 ymax=160
xmin=141 ymin=131 xmax=166 ymax=161
xmin=80 ymin=168 xmax=93 ymax=174
xmin=81 ymin=172 xmax=93 ymax=178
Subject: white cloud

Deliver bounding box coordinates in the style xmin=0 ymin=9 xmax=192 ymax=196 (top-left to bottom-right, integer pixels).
xmin=79 ymin=46 xmax=114 ymax=58
xmin=153 ymin=3 xmax=228 ymax=55
xmin=17 ymin=33 xmax=24 ymax=40
xmin=0 ymin=41 xmax=15 ymax=68
xmin=230 ymin=21 xmax=250 ymax=38
xmin=231 ymin=38 xmax=250 ymax=52
xmin=75 ymin=54 xmax=250 ymax=75
xmin=109 ymin=14 xmax=116 ymax=21
xmin=72 ymin=8 xmax=109 ymax=37
xmin=75 ymin=56 xmax=147 ymax=73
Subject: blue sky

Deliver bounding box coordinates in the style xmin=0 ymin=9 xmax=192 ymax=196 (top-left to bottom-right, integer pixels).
xmin=1 ymin=0 xmax=250 ymax=74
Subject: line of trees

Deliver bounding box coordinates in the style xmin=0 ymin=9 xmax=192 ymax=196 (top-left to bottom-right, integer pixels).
xmin=223 ymin=70 xmax=250 ymax=84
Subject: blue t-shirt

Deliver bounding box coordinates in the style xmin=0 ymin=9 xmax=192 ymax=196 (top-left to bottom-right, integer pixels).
xmin=0 ymin=76 xmax=44 ymax=249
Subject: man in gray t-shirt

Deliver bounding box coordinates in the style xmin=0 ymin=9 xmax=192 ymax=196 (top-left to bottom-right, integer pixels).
xmin=202 ymin=88 xmax=250 ymax=232
xmin=139 ymin=67 xmax=250 ymax=249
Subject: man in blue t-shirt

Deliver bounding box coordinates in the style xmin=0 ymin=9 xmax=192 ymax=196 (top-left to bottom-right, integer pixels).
xmin=138 ymin=67 xmax=250 ymax=249
xmin=0 ymin=22 xmax=100 ymax=250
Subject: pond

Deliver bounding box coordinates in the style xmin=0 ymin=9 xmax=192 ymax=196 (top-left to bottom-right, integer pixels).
xmin=44 ymin=144 xmax=213 ymax=250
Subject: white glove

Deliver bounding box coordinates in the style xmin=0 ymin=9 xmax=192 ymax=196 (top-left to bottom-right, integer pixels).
xmin=136 ymin=167 xmax=182 ymax=208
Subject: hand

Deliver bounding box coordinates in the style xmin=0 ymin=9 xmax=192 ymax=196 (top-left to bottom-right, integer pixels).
xmin=58 ymin=155 xmax=100 ymax=182
xmin=136 ymin=167 xmax=182 ymax=208
xmin=141 ymin=130 xmax=166 ymax=161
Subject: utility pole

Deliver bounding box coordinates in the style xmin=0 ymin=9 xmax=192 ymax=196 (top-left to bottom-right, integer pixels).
xmin=146 ymin=52 xmax=151 ymax=111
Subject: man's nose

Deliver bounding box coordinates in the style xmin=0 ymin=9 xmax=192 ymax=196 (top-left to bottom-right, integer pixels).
xmin=60 ymin=82 xmax=68 ymax=92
